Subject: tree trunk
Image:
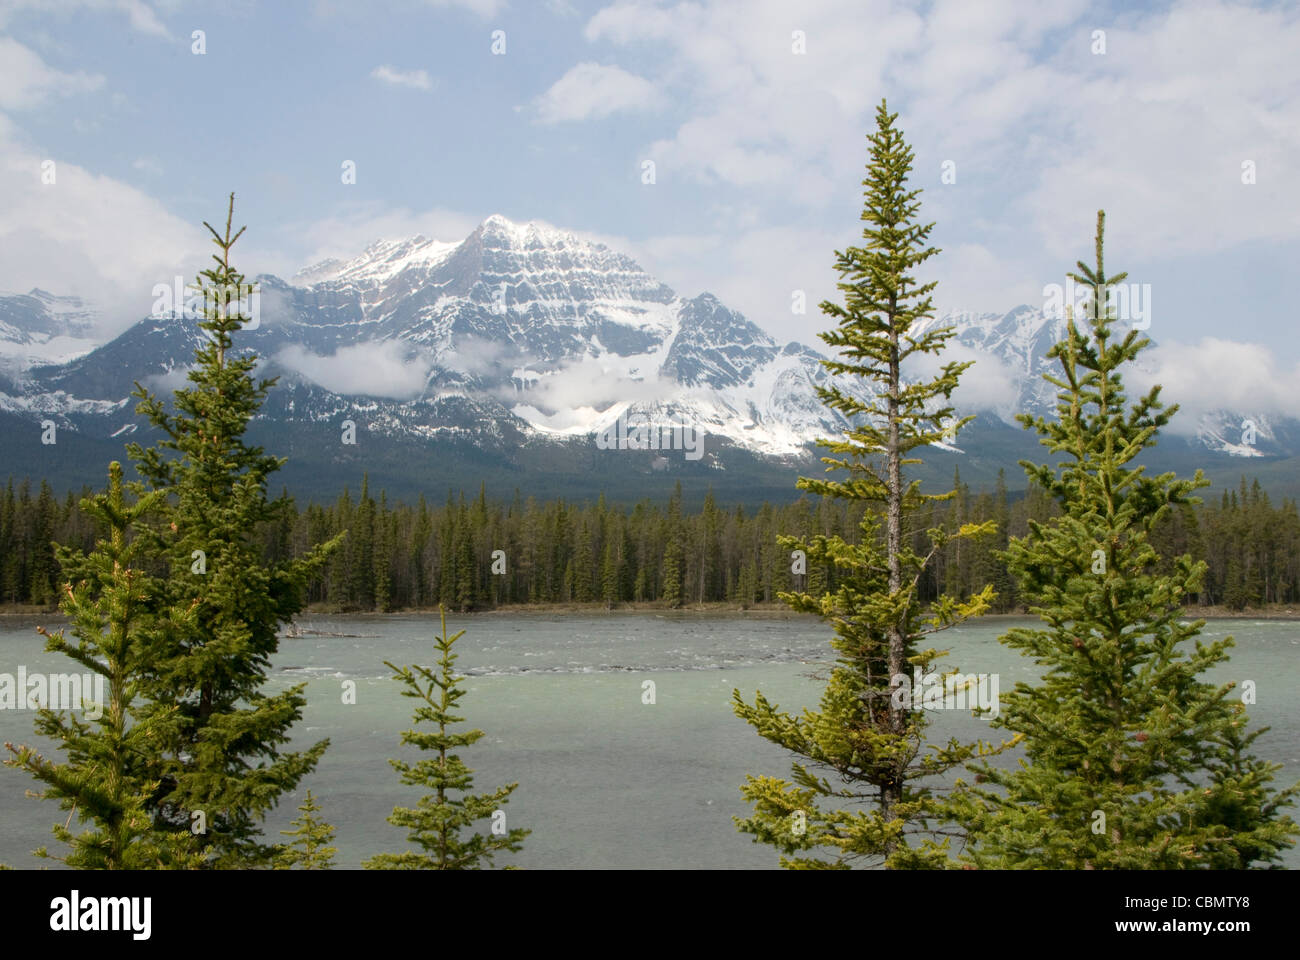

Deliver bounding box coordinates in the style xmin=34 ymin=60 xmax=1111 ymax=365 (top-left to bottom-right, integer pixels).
xmin=883 ymin=294 xmax=905 ymax=851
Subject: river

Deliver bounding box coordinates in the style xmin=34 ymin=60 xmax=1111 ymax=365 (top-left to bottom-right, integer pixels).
xmin=2 ymin=612 xmax=1296 ymax=869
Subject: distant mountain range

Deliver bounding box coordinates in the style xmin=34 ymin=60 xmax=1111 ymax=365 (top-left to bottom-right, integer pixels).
xmin=1 ymin=215 xmax=1296 ymax=504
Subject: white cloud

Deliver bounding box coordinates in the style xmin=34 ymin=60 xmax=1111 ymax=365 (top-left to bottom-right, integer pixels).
xmin=443 ymin=335 xmax=524 ymax=377
xmin=141 ymin=364 xmax=194 ymax=396
xmin=585 ymin=0 xmax=918 ymax=192
xmin=535 ymin=62 xmax=659 ymax=124
xmin=513 ymin=354 xmax=671 ymax=412
xmin=579 ymin=0 xmax=1300 ymax=326
xmin=0 ymin=36 xmax=103 ymax=110
xmin=0 ymin=114 xmax=208 ymax=338
xmin=926 ymin=242 xmax=1042 ymax=318
xmin=370 ymin=65 xmax=434 ymax=91
xmin=904 ymin=340 xmax=1022 ymax=421
xmin=1130 ymin=338 xmax=1300 ymax=437
xmin=276 ymin=341 xmax=434 ymax=399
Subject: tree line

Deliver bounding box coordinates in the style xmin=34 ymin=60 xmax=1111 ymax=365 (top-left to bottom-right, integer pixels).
xmin=3 ymin=470 xmax=1299 ymax=613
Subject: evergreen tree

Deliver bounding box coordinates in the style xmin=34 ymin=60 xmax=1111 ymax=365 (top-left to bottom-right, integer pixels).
xmin=573 ymin=521 xmax=595 ymax=603
xmin=28 ymin=481 xmax=58 ymax=607
xmin=365 ymin=608 xmax=529 ymax=869
xmin=733 ymin=100 xmax=1001 ymax=869
xmin=327 ymin=488 xmax=354 ymax=608
xmin=353 ymin=476 xmax=376 ymax=610
xmin=948 ymin=211 xmax=1299 ymax=868
xmin=661 ymin=548 xmax=684 ymax=609
xmin=4 ymin=462 xmax=203 ymax=869
xmin=410 ymin=494 xmax=433 ymax=607
xmin=454 ymin=497 xmax=476 ymax=611
xmin=662 ymin=486 xmax=685 ymax=608
xmin=126 ymin=195 xmax=341 ymax=867
xmin=374 ymin=490 xmax=393 ymax=613
xmin=273 ymin=790 xmax=337 ymax=869
xmin=0 ymin=481 xmax=15 ymax=604
xmin=601 ymin=531 xmax=621 ymax=609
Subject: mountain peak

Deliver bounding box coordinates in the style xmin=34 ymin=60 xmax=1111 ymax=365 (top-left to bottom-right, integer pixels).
xmin=474 ymin=213 xmax=571 ymax=250
xmin=294 ymin=234 xmax=458 ymax=286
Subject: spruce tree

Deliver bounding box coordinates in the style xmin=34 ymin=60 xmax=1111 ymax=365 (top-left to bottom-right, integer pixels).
xmin=948 ymin=211 xmax=1299 ymax=868
xmin=4 ymin=462 xmax=203 ymax=869
xmin=601 ymin=534 xmax=620 ymax=608
xmin=126 ymin=195 xmax=342 ymax=867
xmin=365 ymin=608 xmax=529 ymax=869
xmin=273 ymin=790 xmax=337 ymax=869
xmin=732 ymin=100 xmax=1003 ymax=869
xmin=28 ymin=481 xmax=58 ymax=607
xmin=661 ymin=548 xmax=684 ymax=608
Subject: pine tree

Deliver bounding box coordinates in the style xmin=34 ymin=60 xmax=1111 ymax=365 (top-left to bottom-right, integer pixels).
xmin=28 ymin=481 xmax=58 ymax=607
xmin=0 ymin=481 xmax=15 ymax=604
xmin=365 ymin=608 xmax=529 ymax=869
xmin=661 ymin=548 xmax=684 ymax=609
xmin=573 ymin=521 xmax=595 ymax=603
xmin=327 ymin=488 xmax=354 ymax=608
xmin=601 ymin=531 xmax=621 ymax=609
xmin=454 ymin=497 xmax=476 ymax=611
xmin=4 ymin=462 xmax=203 ymax=869
xmin=126 ymin=195 xmax=342 ymax=867
xmin=732 ymin=100 xmax=1002 ymax=869
xmin=410 ymin=494 xmax=433 ymax=607
xmin=353 ymin=475 xmax=376 ymax=609
xmin=273 ymin=790 xmax=337 ymax=869
xmin=373 ymin=490 xmax=393 ymax=613
xmin=948 ymin=211 xmax=1299 ymax=868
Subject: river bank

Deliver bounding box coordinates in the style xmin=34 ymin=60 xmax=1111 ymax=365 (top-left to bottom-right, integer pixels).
xmin=5 ymin=601 xmax=1299 ymax=620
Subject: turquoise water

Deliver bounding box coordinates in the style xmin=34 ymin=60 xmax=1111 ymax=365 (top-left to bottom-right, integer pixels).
xmin=2 ymin=612 xmax=1297 ymax=869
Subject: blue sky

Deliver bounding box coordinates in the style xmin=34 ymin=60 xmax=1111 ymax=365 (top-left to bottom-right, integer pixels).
xmin=2 ymin=0 xmax=1299 ymax=413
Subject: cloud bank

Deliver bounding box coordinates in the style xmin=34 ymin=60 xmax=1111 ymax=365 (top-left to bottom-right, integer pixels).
xmin=276 ymin=341 xmax=434 ymax=399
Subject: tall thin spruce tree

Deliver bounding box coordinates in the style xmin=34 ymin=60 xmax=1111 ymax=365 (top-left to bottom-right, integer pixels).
xmin=946 ymin=211 xmax=1299 ymax=868
xmin=127 ymin=195 xmax=342 ymax=867
xmin=733 ymin=100 xmax=1005 ymax=869
xmin=4 ymin=462 xmax=204 ymax=869
xmin=364 ymin=608 xmax=529 ymax=869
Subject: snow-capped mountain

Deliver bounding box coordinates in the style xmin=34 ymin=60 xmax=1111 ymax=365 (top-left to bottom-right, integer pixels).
xmin=0 ymin=215 xmax=1294 ymax=500
xmin=3 ymin=215 xmax=857 ymax=460
xmin=910 ymin=306 xmax=1297 ymax=459
xmin=0 ymin=289 xmax=99 ymax=369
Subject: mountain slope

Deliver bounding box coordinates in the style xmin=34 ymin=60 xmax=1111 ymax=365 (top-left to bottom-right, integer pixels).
xmin=0 ymin=215 xmax=1294 ymax=502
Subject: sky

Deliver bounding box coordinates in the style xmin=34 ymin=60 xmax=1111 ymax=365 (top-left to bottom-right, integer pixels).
xmin=2 ymin=0 xmax=1298 ymax=404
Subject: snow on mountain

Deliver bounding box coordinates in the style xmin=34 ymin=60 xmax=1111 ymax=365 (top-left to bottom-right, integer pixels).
xmin=911 ymin=306 xmax=1283 ymax=457
xmin=0 ymin=289 xmax=100 ymax=367
xmin=0 ymin=216 xmax=1292 ymax=467
xmin=273 ymin=215 xmax=854 ymax=457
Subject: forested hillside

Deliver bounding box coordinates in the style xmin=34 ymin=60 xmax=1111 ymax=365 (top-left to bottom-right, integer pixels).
xmin=3 ymin=471 xmax=1296 ymax=613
